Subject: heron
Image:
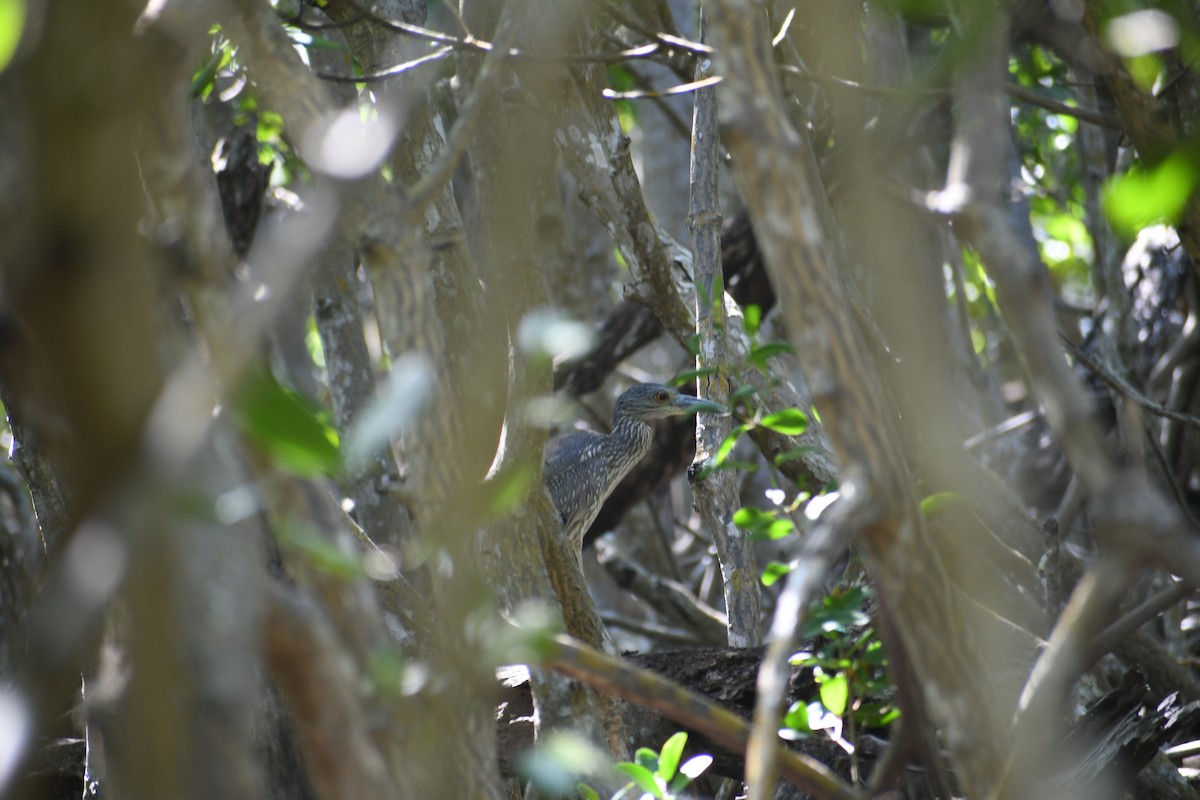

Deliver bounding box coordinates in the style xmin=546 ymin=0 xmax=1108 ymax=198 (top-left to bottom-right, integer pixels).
xmin=544 ymin=383 xmax=725 ymax=555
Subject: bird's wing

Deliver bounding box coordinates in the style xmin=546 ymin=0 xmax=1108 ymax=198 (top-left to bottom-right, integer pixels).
xmin=544 ymin=430 xmax=607 ymax=521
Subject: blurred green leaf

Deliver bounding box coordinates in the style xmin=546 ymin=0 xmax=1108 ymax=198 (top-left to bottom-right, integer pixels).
xmin=258 ymin=110 xmax=286 ymax=144
xmin=577 ymin=784 xmax=601 ymax=800
xmin=761 ymin=560 xmax=791 ymax=586
xmin=801 ymin=586 xmax=870 ymax=637
xmin=748 ymin=340 xmax=794 ymax=366
xmin=860 ymin=704 xmax=901 ymax=727
xmin=367 ymin=647 xmax=406 ymax=699
xmin=733 ymin=506 xmax=772 ymax=529
xmin=670 ymin=367 xmax=717 ymax=386
xmin=658 ymin=732 xmax=687 ymax=781
xmin=482 ymin=464 xmax=533 ymax=518
xmin=1103 ymin=151 xmax=1197 ymax=237
xmin=518 ymin=732 xmax=606 ymax=796
xmin=713 ymin=424 xmax=747 ymax=466
xmin=819 ymin=672 xmax=849 ymax=716
xmin=742 ymin=304 xmax=763 ymax=336
xmin=919 ymin=491 xmax=964 ymax=518
xmin=1125 ymin=52 xmax=1163 ymax=91
xmin=760 ymin=408 xmax=808 ymax=435
xmin=234 ymin=372 xmax=340 ymax=477
xmin=729 ymin=384 xmax=757 ymax=403
xmin=0 ymin=0 xmax=23 ymax=75
xmin=783 ymin=700 xmax=810 ymax=731
xmin=607 ymin=64 xmax=639 ymax=132
xmin=190 ymin=46 xmax=223 ymax=99
xmin=754 ymin=518 xmax=796 ymax=540
xmin=736 ymin=507 xmax=796 ymax=540
xmin=635 ymin=747 xmax=659 ymax=773
xmin=277 ymin=519 xmax=362 ymax=580
xmin=614 ymin=762 xmax=661 ymax=797
xmin=774 ymin=446 xmax=815 ymax=465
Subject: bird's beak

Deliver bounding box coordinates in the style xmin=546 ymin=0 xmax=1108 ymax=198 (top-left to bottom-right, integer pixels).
xmin=674 ymin=395 xmax=730 ymax=416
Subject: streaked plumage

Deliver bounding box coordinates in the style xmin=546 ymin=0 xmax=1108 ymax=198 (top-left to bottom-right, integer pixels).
xmin=544 ymin=383 xmax=723 ymax=552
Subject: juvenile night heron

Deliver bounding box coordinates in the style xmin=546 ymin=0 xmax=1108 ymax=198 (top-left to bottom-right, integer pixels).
xmin=544 ymin=383 xmax=724 ymax=554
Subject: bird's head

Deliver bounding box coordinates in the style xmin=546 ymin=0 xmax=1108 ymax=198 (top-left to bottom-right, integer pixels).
xmin=613 ymin=383 xmax=728 ymax=422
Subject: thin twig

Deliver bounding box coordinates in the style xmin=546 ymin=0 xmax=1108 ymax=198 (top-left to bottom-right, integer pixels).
xmin=351 ymin=1 xmax=695 ymax=65
xmin=962 ymin=409 xmax=1040 ymax=451
xmin=1085 ymin=580 xmax=1195 ymax=669
xmin=282 ymin=11 xmax=366 ymax=31
xmin=604 ymin=74 xmax=722 ymax=99
xmin=597 ymin=0 xmax=713 ymax=57
xmin=745 ymin=485 xmax=862 ymax=800
xmin=404 ymin=13 xmax=520 ymax=222
xmin=1060 ymin=333 xmax=1200 ymax=433
xmin=780 ymin=64 xmax=1120 ymax=129
xmin=313 ymin=46 xmax=452 ymax=84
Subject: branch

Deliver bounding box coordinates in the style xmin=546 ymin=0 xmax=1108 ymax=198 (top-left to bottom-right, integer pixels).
xmin=688 ymin=17 xmax=761 ymax=649
xmin=745 ymin=488 xmax=859 ymax=800
xmin=539 ymin=634 xmax=863 ymax=800
xmin=707 ymin=0 xmax=1011 ymax=795
xmin=343 ymin=0 xmax=708 ymax=65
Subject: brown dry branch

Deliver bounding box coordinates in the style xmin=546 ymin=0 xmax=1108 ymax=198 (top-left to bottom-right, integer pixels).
xmin=706 ymin=2 xmax=1011 ymax=797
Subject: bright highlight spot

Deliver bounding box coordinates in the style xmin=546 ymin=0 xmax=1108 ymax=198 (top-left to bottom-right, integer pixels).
xmin=517 ymin=310 xmax=592 ymax=363
xmin=1106 ymin=10 xmax=1179 ymax=57
xmin=305 ymin=107 xmax=398 ymax=179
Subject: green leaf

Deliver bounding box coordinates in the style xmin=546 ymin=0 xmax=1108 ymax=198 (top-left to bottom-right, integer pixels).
xmin=234 ymin=371 xmax=340 ymax=477
xmin=760 ymin=408 xmax=808 ymax=435
xmin=634 ymin=747 xmax=659 ymax=774
xmin=658 ymin=732 xmax=687 ymax=781
xmin=729 ymin=384 xmax=757 ymax=403
xmin=761 ymin=560 xmax=792 ymax=586
xmin=277 ymin=519 xmax=363 ymax=580
xmin=482 ymin=464 xmax=533 ymax=518
xmin=919 ymin=491 xmax=964 ymax=518
xmin=577 ymin=784 xmax=601 ymax=800
xmin=0 ymin=0 xmax=23 ymax=75
xmin=751 ymin=518 xmax=795 ymax=541
xmin=862 ymin=639 xmax=887 ymax=665
xmin=856 ymin=702 xmax=901 ymax=727
xmin=733 ymin=506 xmax=772 ymax=530
xmin=819 ymin=672 xmax=849 ymax=716
xmin=670 ymin=367 xmax=717 ymax=386
xmin=519 ymin=732 xmax=609 ymax=794
xmin=783 ymin=700 xmax=810 ymax=731
xmin=742 ymin=304 xmax=763 ymax=336
xmin=614 ymin=763 xmax=662 ymax=798
xmin=801 ymin=586 xmax=871 ymax=637
xmin=748 ymin=340 xmax=795 ymax=366
xmin=190 ymin=46 xmax=224 ymax=99
xmin=1124 ymin=52 xmax=1163 ymax=92
xmin=1103 ymin=151 xmax=1197 ymax=238
xmin=257 ymin=110 xmax=286 ymax=144
xmin=774 ymin=446 xmax=815 ymax=465
xmin=302 ymin=34 xmax=348 ymax=51
xmin=713 ymin=424 xmax=748 ymax=466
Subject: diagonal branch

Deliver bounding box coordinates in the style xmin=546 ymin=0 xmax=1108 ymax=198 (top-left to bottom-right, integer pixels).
xmin=539 ymin=633 xmax=862 ymax=800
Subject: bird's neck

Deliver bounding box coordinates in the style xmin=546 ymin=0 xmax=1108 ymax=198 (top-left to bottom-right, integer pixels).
xmin=607 ymin=415 xmax=654 ymax=465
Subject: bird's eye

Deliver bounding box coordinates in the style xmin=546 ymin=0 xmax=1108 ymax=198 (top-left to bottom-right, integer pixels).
xmin=656 ymin=391 xmax=669 ymax=402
